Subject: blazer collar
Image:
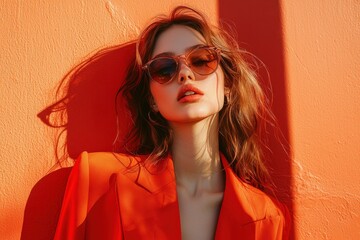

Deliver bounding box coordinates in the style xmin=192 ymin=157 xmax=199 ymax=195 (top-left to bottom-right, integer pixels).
xmin=117 ymin=153 xmax=272 ymax=239
xmin=216 ymin=154 xmax=258 ymax=228
xmin=132 ymin=153 xmax=229 ymax=194
xmin=126 ymin=154 xmax=262 ymax=223
xmin=131 ymin=153 xmax=257 ymax=225
xmin=131 ymin=154 xmax=176 ymax=194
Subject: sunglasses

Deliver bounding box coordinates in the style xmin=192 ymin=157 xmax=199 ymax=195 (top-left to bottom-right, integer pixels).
xmin=142 ymin=46 xmax=221 ymax=84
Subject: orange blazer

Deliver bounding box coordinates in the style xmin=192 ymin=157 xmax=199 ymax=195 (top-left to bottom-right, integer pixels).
xmin=54 ymin=152 xmax=290 ymax=239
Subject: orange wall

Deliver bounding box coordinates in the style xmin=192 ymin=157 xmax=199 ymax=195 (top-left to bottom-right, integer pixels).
xmin=0 ymin=1 xmax=359 ymax=239
xmin=282 ymin=1 xmax=360 ymax=238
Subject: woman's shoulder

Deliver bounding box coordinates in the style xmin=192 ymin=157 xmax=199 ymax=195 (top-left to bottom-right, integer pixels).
xmin=222 ymin=156 xmax=288 ymax=221
xmin=76 ymin=151 xmax=145 ymax=172
xmin=73 ymin=151 xmax=147 ymax=191
xmin=72 ymin=151 xmax=148 ymax=210
xmin=227 ymin=180 xmax=291 ymax=238
xmin=237 ymin=180 xmax=290 ymax=222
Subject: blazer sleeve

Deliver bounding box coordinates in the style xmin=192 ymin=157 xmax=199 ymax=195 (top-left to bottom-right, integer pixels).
xmin=54 ymin=152 xmax=90 ymax=240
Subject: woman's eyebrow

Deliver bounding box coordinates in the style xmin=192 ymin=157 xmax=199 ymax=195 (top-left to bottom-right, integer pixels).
xmin=152 ymin=44 xmax=207 ymax=59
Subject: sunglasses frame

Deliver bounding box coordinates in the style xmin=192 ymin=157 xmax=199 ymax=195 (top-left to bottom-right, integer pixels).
xmin=142 ymin=46 xmax=221 ymax=84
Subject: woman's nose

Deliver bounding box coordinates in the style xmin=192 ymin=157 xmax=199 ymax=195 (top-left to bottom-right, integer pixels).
xmin=177 ymin=60 xmax=195 ymax=83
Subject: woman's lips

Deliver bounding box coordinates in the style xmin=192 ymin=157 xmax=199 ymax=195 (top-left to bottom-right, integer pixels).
xmin=178 ymin=93 xmax=203 ymax=103
xmin=177 ymin=85 xmax=204 ymax=103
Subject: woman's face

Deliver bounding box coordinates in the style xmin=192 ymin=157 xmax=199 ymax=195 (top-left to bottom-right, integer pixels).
xmin=149 ymin=25 xmax=225 ymax=124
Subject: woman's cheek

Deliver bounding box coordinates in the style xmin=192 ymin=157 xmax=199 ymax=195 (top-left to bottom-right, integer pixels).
xmin=150 ymin=84 xmax=174 ymax=113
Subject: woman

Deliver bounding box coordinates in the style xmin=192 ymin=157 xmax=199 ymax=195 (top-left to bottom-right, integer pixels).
xmin=55 ymin=6 xmax=290 ymax=240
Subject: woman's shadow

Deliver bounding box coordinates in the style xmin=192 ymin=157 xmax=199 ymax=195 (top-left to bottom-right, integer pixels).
xmin=21 ymin=42 xmax=135 ymax=239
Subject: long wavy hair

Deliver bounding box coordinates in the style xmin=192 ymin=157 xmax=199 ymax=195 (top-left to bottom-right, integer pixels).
xmin=116 ymin=6 xmax=273 ymax=190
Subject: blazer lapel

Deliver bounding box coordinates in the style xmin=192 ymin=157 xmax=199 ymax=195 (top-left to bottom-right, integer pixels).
xmin=215 ymin=154 xmax=286 ymax=240
xmin=116 ymin=155 xmax=181 ymax=240
xmin=215 ymin=154 xmax=256 ymax=239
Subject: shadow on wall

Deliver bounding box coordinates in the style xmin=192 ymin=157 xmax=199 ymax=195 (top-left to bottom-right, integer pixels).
xmin=39 ymin=42 xmax=136 ymax=162
xmin=21 ymin=168 xmax=71 ymax=239
xmin=21 ymin=43 xmax=135 ymax=239
xmin=218 ymin=0 xmax=294 ymax=238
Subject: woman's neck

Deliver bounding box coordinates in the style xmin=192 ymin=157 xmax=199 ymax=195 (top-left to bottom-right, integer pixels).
xmin=170 ymin=115 xmax=224 ymax=195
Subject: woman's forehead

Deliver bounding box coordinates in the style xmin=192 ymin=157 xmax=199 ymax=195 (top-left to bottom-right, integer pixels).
xmin=151 ymin=25 xmax=206 ymax=58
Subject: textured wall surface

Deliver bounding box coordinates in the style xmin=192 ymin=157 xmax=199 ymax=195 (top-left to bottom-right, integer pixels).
xmin=282 ymin=1 xmax=360 ymax=238
xmin=0 ymin=0 xmax=359 ymax=239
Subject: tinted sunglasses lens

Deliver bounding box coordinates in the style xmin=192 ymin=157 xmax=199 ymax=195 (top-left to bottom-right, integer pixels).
xmin=189 ymin=48 xmax=219 ymax=75
xmin=148 ymin=58 xmax=177 ymax=84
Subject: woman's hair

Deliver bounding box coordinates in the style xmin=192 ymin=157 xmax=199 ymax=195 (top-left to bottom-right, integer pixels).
xmin=116 ymin=6 xmax=273 ymax=190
